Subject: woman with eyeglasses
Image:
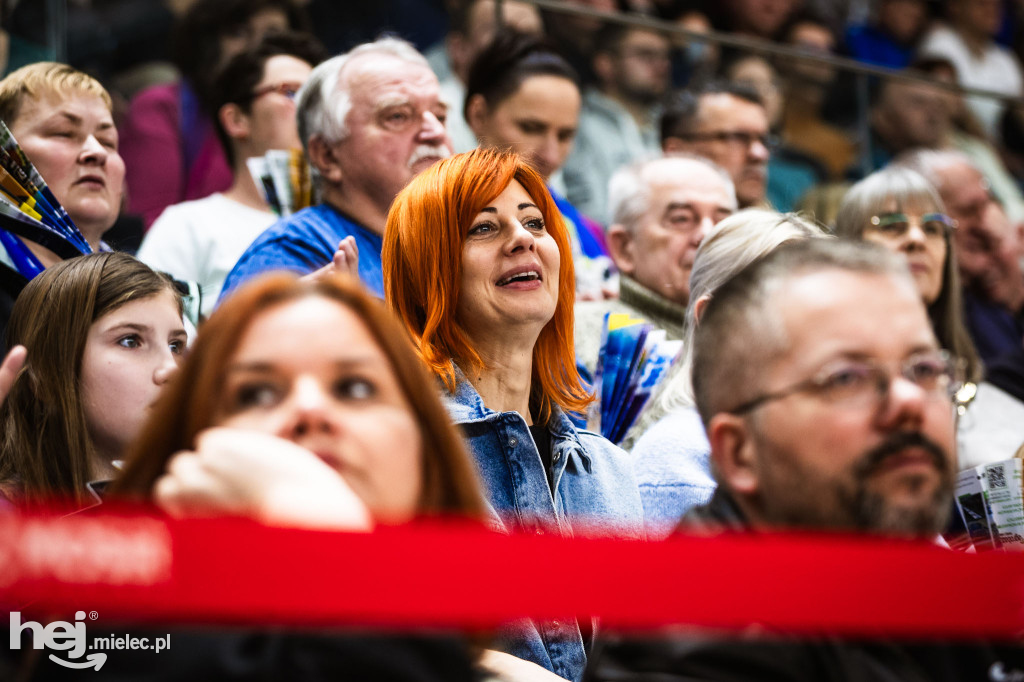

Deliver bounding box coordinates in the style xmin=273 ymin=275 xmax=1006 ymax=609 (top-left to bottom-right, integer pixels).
xmin=835 ymin=165 xmax=982 ymax=386
xmin=833 ymin=167 xmax=1024 ymax=469
xmin=137 ymin=32 xmax=328 ymax=318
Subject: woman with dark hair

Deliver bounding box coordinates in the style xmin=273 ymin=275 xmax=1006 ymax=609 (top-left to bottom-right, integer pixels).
xmin=0 ymin=252 xmax=185 ymax=508
xmin=120 ymin=0 xmax=309 ymax=228
xmin=384 ymin=147 xmax=643 ymax=681
xmin=834 ymin=165 xmax=982 ymax=384
xmin=465 ymin=32 xmax=612 ymax=298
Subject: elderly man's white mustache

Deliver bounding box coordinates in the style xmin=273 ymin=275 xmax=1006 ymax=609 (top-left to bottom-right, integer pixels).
xmin=407 ymin=145 xmax=451 ymax=169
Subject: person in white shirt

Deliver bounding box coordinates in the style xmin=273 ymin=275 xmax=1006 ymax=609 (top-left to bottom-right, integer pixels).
xmin=919 ymin=0 xmax=1023 ymax=140
xmin=138 ymin=31 xmax=326 ymax=317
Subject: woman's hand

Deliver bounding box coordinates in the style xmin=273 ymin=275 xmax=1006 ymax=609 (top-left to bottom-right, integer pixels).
xmin=478 ymin=650 xmax=570 ymax=681
xmin=300 ymin=236 xmax=359 ymax=283
xmin=0 ymin=345 xmax=27 ymax=407
xmin=153 ymin=427 xmax=372 ymax=531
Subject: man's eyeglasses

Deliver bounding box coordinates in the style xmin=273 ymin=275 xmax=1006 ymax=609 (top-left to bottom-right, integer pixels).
xmin=251 ymin=81 xmax=304 ymax=101
xmin=680 ymin=130 xmax=777 ymax=150
xmin=727 ymin=350 xmax=964 ymax=415
xmin=867 ymin=212 xmax=956 ymax=242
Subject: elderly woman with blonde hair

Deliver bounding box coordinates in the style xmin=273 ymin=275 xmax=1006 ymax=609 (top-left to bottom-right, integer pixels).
xmin=631 ymin=209 xmax=828 ymax=536
xmin=835 ymin=165 xmax=1024 ymax=469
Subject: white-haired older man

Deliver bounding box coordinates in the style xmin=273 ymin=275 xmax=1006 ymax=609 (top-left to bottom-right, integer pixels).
xmin=221 ymin=37 xmax=452 ymax=300
xmin=575 ymin=155 xmax=736 ymax=376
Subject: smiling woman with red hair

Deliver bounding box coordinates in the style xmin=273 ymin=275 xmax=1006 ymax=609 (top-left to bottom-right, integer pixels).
xmin=384 ymin=147 xmax=643 ymax=682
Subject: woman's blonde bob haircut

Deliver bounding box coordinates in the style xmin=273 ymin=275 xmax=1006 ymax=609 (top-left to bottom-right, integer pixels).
xmin=383 ymin=147 xmax=591 ymax=422
xmin=0 ymin=62 xmax=113 ymax=125
xmin=834 ymin=165 xmax=982 ymax=383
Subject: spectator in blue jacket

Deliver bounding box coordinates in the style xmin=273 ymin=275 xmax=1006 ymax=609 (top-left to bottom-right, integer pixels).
xmin=219 ymin=36 xmax=451 ymax=302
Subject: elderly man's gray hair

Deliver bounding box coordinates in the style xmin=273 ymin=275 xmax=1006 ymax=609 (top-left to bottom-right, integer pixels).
xmin=891 ymin=149 xmax=980 ymax=190
xmin=606 ymin=154 xmax=736 ymax=231
xmin=296 ymin=36 xmax=429 ymax=152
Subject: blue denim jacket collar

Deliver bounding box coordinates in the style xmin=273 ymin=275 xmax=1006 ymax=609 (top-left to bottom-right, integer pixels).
xmin=444 ymin=365 xmax=594 ymax=475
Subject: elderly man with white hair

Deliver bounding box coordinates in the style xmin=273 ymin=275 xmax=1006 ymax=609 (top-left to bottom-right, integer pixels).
xmin=574 ymin=155 xmax=736 ymax=377
xmin=220 ymin=37 xmax=452 ymax=300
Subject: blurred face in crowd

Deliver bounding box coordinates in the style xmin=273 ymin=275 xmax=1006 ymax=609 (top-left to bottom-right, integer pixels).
xmin=878 ymin=0 xmax=928 ymax=44
xmin=216 ymin=295 xmax=424 ymax=521
xmin=609 ymin=158 xmax=735 ymax=306
xmin=467 ymin=74 xmax=581 ymax=180
xmin=921 ymin=62 xmax=965 ymax=124
xmin=547 ymin=0 xmax=616 ymax=45
xmin=726 ymin=56 xmax=782 ymax=127
xmin=718 ymin=269 xmax=956 ymax=537
xmin=965 ymin=201 xmax=1024 ymax=311
xmin=219 ymin=7 xmax=291 ymax=68
xmin=950 ymin=0 xmax=1002 ymax=40
xmin=674 ymin=11 xmax=719 ymax=74
xmin=601 ymin=28 xmax=671 ymax=104
xmin=242 ymin=54 xmax=313 ymax=155
xmin=932 ymin=161 xmax=991 ymax=283
xmin=874 ymin=79 xmax=949 ymax=152
xmin=456 ymin=180 xmax=560 ymax=344
xmin=678 ymin=93 xmax=770 ymax=208
xmin=448 ymin=0 xmax=543 ymax=82
xmin=10 ymin=91 xmax=126 ymax=245
xmin=327 ymin=53 xmax=452 ymax=229
xmin=81 ymin=290 xmax=186 ymax=463
xmin=862 ymin=199 xmax=949 ymax=305
xmin=784 ymin=21 xmax=836 ymax=86
xmin=726 ymin=0 xmax=797 ymax=38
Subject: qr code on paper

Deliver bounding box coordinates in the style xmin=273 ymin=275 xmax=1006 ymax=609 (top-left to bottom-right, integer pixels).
xmin=987 ymin=466 xmax=1007 ymax=490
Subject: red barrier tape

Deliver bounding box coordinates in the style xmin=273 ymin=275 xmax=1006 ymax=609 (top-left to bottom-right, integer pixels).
xmin=1 ymin=511 xmax=1023 ymax=639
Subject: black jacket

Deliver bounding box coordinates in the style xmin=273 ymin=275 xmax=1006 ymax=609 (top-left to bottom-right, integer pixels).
xmin=585 ymin=489 xmax=1024 ymax=682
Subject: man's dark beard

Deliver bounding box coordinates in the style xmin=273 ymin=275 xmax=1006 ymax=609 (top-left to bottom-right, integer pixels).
xmin=621 ymin=82 xmax=664 ymax=107
xmin=845 ymin=431 xmax=953 ymax=537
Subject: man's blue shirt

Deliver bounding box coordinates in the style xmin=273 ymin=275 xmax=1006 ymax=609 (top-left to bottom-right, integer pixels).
xmin=219 ymin=204 xmax=384 ymax=303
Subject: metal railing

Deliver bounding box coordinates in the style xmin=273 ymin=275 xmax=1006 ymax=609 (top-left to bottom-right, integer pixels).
xmin=504 ymin=0 xmax=1024 ymax=177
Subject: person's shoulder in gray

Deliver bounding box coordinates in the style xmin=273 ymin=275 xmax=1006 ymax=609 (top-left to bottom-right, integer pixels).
xmin=561 ymin=24 xmax=670 ymax=224
xmin=632 ymin=406 xmax=713 ymax=538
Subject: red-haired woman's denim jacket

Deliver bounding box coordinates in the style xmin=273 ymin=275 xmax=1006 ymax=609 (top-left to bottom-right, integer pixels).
xmin=444 ymin=371 xmax=644 ymax=681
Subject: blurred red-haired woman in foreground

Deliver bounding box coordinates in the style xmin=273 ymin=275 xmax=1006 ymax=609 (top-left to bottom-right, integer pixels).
xmin=113 ymin=273 xmax=487 ymax=526
xmin=384 ymin=148 xmax=643 ymax=681
xmin=107 ymin=273 xmax=568 ymax=681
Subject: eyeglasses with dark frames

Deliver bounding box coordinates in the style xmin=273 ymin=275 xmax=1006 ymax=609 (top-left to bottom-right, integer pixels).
xmin=727 ymin=350 xmax=964 ymax=416
xmin=679 ymin=130 xmax=778 ymax=150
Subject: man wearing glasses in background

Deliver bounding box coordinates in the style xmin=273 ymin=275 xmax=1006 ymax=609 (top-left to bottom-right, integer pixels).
xmin=139 ymin=32 xmax=326 ymax=317
xmin=660 ymin=82 xmax=772 ymax=209
xmin=562 ymin=24 xmax=671 ymax=225
xmin=587 ymin=239 xmax=1024 ymax=680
